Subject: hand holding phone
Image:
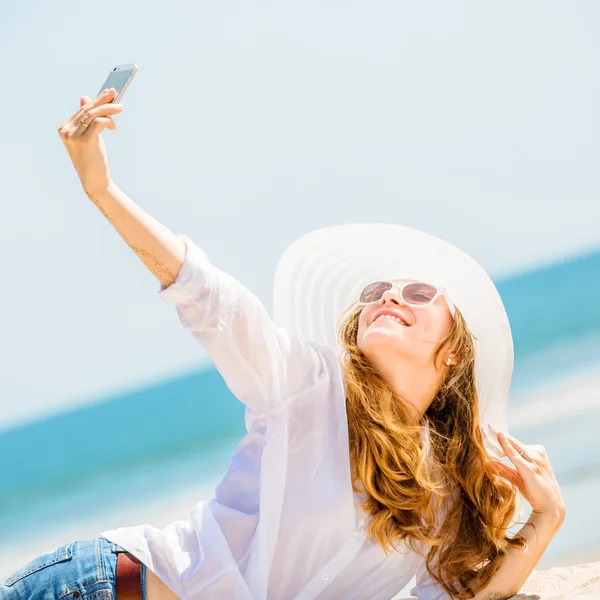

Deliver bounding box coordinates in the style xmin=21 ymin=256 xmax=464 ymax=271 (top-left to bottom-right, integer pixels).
xmin=57 ymin=63 xmax=138 ymax=195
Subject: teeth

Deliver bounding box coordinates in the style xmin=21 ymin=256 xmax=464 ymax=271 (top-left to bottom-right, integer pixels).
xmin=374 ymin=314 xmax=406 ymax=326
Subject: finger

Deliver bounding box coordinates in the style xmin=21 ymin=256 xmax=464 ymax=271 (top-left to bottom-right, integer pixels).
xmin=75 ymin=104 xmax=123 ymax=136
xmin=86 ymin=116 xmax=117 ymax=137
xmin=480 ymin=425 xmax=507 ymax=457
xmin=504 ymin=433 xmax=529 ymax=457
xmin=497 ymin=431 xmax=529 ymax=469
xmin=74 ymin=88 xmax=114 ymax=116
xmin=78 ymin=90 xmax=119 ymax=123
xmin=507 ymin=436 xmax=545 ymax=464
xmin=489 ymin=424 xmax=531 ymax=460
xmin=66 ymin=88 xmax=112 ymax=123
xmin=71 ymin=88 xmax=117 ymax=129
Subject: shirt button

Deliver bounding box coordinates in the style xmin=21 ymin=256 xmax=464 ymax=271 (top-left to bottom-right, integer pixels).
xmin=322 ymin=573 xmax=329 ymax=580
xmin=73 ymin=593 xmax=81 ymax=599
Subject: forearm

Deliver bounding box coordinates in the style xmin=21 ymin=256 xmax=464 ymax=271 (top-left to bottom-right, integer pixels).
xmin=85 ymin=181 xmax=186 ymax=288
xmin=472 ymin=508 xmax=565 ymax=600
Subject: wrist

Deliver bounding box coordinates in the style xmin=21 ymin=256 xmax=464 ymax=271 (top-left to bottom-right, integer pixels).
xmin=530 ymin=505 xmax=566 ymax=530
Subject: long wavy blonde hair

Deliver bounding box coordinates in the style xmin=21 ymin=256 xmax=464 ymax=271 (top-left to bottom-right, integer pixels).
xmin=337 ymin=302 xmax=528 ymax=599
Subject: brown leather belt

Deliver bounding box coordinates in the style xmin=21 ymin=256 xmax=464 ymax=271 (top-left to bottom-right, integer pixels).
xmin=116 ymin=551 xmax=143 ymax=600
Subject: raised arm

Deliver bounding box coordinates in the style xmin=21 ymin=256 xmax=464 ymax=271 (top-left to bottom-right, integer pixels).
xmin=58 ymin=89 xmax=326 ymax=420
xmin=87 ymin=181 xmax=186 ymax=288
xmin=87 ymin=183 xmax=325 ymax=416
xmin=58 ymin=88 xmax=186 ymax=288
xmin=58 ymin=88 xmax=185 ymax=286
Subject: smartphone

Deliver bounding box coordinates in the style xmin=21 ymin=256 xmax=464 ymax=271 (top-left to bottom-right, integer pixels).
xmin=97 ymin=63 xmax=138 ymax=103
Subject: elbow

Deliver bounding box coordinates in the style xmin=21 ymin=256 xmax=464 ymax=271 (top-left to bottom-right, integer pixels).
xmin=471 ymin=583 xmax=521 ymax=600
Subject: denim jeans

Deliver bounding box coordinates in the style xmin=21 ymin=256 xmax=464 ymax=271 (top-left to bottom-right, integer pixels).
xmin=0 ymin=536 xmax=147 ymax=600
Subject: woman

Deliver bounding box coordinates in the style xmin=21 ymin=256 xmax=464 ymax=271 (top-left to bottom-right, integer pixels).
xmin=2 ymin=90 xmax=565 ymax=600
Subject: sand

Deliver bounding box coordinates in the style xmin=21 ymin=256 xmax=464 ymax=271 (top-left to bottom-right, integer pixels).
xmin=512 ymin=561 xmax=600 ymax=599
xmin=391 ymin=560 xmax=600 ymax=599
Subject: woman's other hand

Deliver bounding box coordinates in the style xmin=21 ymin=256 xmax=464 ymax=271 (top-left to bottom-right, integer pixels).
xmin=486 ymin=425 xmax=566 ymax=520
xmin=57 ymin=88 xmax=124 ymax=196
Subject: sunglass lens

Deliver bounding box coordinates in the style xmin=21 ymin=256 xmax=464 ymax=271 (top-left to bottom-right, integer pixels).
xmin=402 ymin=282 xmax=437 ymax=305
xmin=359 ymin=281 xmax=392 ymax=303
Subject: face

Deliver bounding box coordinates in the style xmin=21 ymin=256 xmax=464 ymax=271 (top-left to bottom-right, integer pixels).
xmin=357 ymin=279 xmax=455 ymax=371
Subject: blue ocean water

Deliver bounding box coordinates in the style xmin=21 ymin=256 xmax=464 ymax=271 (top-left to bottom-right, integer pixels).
xmin=0 ymin=366 xmax=248 ymax=543
xmin=1 ymin=246 xmax=599 ymax=558
xmin=503 ymin=247 xmax=600 ymax=393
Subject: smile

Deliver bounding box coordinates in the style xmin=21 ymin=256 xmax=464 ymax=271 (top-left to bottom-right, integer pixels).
xmin=372 ymin=314 xmax=408 ymax=326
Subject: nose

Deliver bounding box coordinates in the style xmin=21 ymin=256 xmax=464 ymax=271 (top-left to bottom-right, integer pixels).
xmin=378 ymin=287 xmax=406 ymax=306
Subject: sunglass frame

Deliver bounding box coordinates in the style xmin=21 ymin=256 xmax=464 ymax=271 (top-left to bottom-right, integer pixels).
xmin=357 ymin=280 xmax=453 ymax=311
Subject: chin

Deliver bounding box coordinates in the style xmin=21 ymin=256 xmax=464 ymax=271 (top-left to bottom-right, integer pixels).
xmin=359 ymin=332 xmax=409 ymax=353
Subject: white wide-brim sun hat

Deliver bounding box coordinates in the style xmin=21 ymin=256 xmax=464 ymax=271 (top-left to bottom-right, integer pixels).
xmin=272 ymin=223 xmax=512 ymax=459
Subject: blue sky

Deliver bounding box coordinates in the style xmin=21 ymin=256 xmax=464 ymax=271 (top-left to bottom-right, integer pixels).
xmin=2 ymin=1 xmax=600 ymax=429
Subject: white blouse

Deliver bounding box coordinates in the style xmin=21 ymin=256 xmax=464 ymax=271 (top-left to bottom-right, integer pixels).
xmin=100 ymin=235 xmax=450 ymax=600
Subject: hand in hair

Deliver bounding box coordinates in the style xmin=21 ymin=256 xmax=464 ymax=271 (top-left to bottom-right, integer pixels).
xmin=485 ymin=425 xmax=565 ymax=519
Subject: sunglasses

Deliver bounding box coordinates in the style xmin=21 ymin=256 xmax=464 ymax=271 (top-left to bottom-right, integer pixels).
xmin=358 ymin=280 xmax=455 ymax=314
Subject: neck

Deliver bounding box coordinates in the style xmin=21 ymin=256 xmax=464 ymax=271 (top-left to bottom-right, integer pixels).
xmin=368 ymin=353 xmax=440 ymax=425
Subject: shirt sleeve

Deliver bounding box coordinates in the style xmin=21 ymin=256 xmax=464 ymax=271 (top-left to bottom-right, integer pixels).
xmin=158 ymin=234 xmax=326 ymax=417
